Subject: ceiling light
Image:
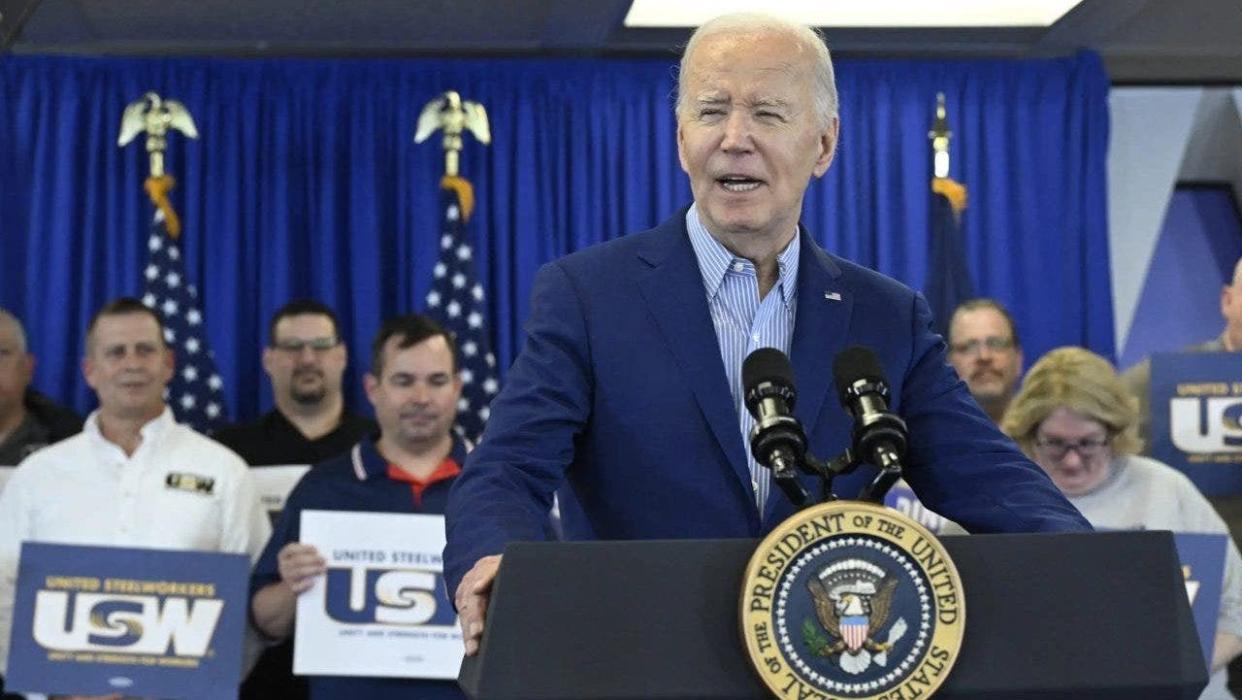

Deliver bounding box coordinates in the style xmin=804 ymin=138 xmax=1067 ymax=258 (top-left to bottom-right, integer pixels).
xmin=624 ymin=0 xmax=1084 ymax=28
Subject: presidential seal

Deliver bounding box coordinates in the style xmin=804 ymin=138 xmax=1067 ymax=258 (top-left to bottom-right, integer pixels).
xmin=741 ymin=501 xmax=964 ymax=699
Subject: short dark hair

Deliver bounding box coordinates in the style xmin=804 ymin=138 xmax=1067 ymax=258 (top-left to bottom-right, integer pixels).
xmin=949 ymin=298 xmax=1021 ymax=349
xmin=86 ymin=297 xmax=167 ymax=353
xmin=370 ymin=314 xmax=458 ymax=377
xmin=268 ymin=299 xmax=341 ymax=346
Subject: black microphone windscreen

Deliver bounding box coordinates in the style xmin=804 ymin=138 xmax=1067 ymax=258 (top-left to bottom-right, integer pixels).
xmin=833 ymin=346 xmax=888 ymax=401
xmin=742 ymin=347 xmax=795 ymax=394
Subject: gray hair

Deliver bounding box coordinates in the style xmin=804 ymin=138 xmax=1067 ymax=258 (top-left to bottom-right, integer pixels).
xmin=676 ymin=12 xmax=838 ymax=129
xmin=0 ymin=308 xmax=27 ymax=353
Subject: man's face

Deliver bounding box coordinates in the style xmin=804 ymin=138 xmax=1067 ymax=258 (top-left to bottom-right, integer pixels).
xmin=82 ymin=313 xmax=174 ymax=420
xmin=676 ymin=30 xmax=837 ymax=241
xmin=947 ymin=308 xmax=1023 ymax=406
xmin=364 ymin=335 xmax=462 ymax=449
xmin=0 ymin=322 xmax=33 ymax=420
xmin=263 ymin=314 xmax=346 ymax=407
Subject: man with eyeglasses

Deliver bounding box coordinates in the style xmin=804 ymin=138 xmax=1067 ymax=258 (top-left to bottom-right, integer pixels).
xmin=946 ymin=298 xmax=1024 ymax=425
xmin=215 ymin=300 xmax=375 ymax=469
xmin=214 ymin=299 xmax=375 ymax=700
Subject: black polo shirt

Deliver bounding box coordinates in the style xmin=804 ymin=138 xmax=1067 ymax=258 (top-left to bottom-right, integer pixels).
xmin=213 ymin=409 xmax=375 ymax=466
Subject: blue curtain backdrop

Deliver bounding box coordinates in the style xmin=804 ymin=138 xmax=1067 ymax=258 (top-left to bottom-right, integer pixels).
xmin=0 ymin=52 xmax=1112 ymax=422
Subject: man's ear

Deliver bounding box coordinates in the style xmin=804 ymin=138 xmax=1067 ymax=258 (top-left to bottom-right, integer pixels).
xmin=261 ymin=346 xmax=277 ymax=377
xmin=363 ymin=373 xmax=380 ymax=406
xmin=812 ymin=118 xmax=840 ymax=178
xmin=676 ymin=121 xmax=691 ymax=175
xmin=81 ymin=355 xmax=96 ymax=391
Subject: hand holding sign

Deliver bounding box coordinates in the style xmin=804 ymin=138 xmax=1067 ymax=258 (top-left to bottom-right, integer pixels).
xmin=293 ymin=510 xmax=463 ymax=678
xmin=278 ymin=543 xmax=326 ymax=594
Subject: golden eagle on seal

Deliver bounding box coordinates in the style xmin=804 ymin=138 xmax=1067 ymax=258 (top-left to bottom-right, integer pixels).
xmin=807 ymin=573 xmax=898 ymax=656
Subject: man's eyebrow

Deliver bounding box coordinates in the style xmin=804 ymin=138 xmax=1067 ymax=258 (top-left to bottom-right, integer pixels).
xmin=749 ymin=97 xmax=791 ymax=109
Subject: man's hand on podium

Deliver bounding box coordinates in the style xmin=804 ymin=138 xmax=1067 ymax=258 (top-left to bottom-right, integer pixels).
xmin=456 ymin=554 xmax=502 ymax=655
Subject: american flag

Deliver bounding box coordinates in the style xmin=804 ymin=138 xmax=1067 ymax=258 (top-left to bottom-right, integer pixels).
xmin=140 ymin=209 xmax=228 ymax=433
xmin=424 ymin=177 xmax=499 ymax=443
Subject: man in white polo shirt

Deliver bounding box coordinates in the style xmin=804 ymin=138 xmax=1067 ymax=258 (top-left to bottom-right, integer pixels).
xmin=0 ymin=297 xmax=271 ymax=691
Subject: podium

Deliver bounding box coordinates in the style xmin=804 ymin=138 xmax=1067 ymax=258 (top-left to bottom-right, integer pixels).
xmin=459 ymin=532 xmax=1206 ymax=699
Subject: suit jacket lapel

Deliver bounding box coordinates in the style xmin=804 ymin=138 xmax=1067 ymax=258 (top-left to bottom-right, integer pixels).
xmin=761 ymin=232 xmax=854 ymax=524
xmin=789 ymin=235 xmax=854 ymax=460
xmin=635 ymin=217 xmax=754 ymax=497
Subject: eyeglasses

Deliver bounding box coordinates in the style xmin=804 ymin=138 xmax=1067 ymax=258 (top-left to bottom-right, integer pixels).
xmin=271 ymin=337 xmax=340 ymax=354
xmin=949 ymin=337 xmax=1015 ymax=357
xmin=1032 ymin=435 xmax=1110 ymax=460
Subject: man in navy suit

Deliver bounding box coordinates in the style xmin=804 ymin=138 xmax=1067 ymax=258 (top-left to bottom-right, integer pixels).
xmin=444 ymin=12 xmax=1091 ymax=654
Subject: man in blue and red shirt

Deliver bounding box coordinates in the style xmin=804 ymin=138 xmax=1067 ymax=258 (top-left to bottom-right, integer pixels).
xmin=249 ymin=314 xmax=466 ymax=699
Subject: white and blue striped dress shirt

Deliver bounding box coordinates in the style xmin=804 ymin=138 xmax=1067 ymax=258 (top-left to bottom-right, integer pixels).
xmin=686 ymin=204 xmax=800 ymax=516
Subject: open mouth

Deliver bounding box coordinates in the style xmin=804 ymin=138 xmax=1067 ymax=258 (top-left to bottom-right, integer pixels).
xmin=717 ymin=175 xmax=763 ymax=193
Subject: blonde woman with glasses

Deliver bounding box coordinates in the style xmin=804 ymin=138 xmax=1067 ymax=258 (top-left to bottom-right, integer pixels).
xmin=1003 ymin=346 xmax=1242 ymax=698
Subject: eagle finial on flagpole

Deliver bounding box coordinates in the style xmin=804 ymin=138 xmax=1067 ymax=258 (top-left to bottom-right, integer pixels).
xmin=118 ymin=92 xmax=198 ymax=236
xmin=414 ymin=90 xmax=491 ymax=178
xmin=117 ymin=91 xmax=198 ymax=178
xmin=928 ymin=92 xmax=951 ymax=180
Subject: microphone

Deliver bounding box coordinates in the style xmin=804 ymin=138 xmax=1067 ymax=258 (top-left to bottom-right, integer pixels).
xmin=742 ymin=348 xmax=809 ymax=499
xmin=832 ymin=347 xmax=908 ymax=480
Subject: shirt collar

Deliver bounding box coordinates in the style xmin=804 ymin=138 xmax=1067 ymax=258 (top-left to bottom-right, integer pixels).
xmin=386 ymin=458 xmax=462 ymax=490
xmin=350 ymin=435 xmax=468 ymax=482
xmin=85 ymin=406 xmax=175 ymax=451
xmin=685 ymin=204 xmax=801 ymax=305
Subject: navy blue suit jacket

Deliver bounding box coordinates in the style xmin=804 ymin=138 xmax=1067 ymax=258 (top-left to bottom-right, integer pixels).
xmin=444 ymin=210 xmax=1090 ymax=594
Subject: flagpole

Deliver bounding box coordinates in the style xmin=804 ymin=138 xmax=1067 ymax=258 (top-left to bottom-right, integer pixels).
xmin=415 ymin=90 xmax=500 ymax=443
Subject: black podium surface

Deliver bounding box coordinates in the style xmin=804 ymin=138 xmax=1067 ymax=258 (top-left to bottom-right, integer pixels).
xmin=459 ymin=531 xmax=1205 ymax=699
